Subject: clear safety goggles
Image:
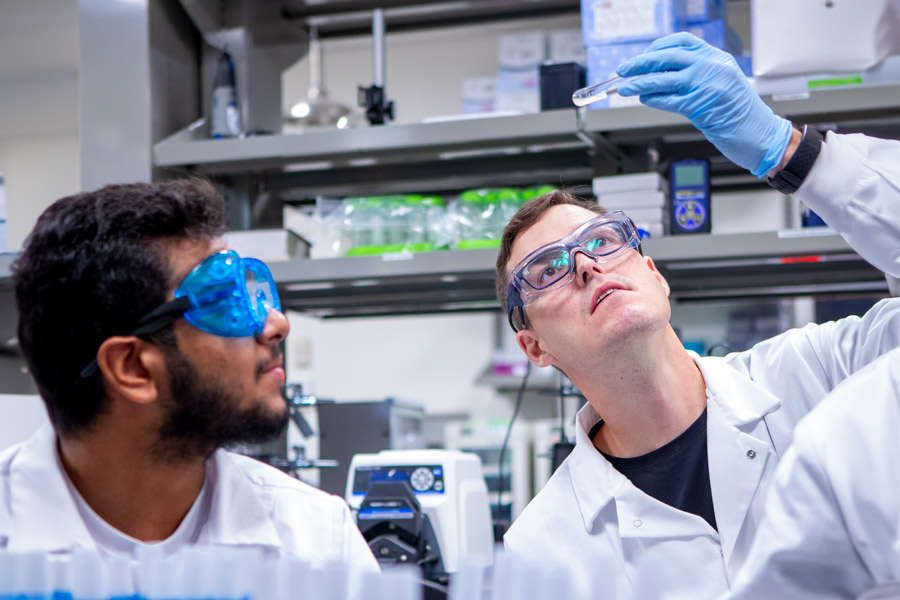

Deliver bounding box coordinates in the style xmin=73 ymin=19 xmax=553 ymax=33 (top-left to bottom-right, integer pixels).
xmin=80 ymin=250 xmax=281 ymax=378
xmin=506 ymin=211 xmax=641 ymax=332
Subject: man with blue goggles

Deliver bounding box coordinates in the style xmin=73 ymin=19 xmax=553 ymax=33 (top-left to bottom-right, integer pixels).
xmin=80 ymin=249 xmax=282 ymax=377
xmin=4 ymin=179 xmax=378 ymax=590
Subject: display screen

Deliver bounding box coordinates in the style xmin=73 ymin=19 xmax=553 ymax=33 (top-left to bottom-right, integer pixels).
xmin=675 ymin=164 xmax=706 ymax=187
xmin=352 ymin=464 xmax=445 ymax=495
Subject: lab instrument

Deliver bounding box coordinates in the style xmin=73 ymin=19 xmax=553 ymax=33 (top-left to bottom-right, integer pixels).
xmin=346 ymin=449 xmax=493 ymax=596
xmin=669 ymin=159 xmax=711 ymax=234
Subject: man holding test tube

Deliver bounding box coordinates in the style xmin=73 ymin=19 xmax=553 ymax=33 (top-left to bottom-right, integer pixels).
xmin=501 ymin=33 xmax=900 ymax=598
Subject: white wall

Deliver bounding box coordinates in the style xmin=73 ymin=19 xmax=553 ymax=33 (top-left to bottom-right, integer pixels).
xmin=287 ymin=312 xmax=514 ymax=419
xmin=0 ymin=394 xmax=48 ymax=451
xmin=0 ymin=0 xmax=80 ymax=250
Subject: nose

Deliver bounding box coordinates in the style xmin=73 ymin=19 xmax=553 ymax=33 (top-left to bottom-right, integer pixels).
xmin=572 ymin=249 xmax=609 ymax=285
xmin=256 ymin=308 xmax=290 ymax=344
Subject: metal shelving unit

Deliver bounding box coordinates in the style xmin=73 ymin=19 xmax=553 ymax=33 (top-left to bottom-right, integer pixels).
xmin=269 ymin=231 xmax=887 ymax=318
xmin=153 ymin=80 xmax=900 ymax=197
xmin=143 ymin=3 xmax=900 ymax=318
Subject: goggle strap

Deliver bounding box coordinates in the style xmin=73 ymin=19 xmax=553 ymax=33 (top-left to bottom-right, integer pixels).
xmin=129 ymin=296 xmax=193 ymax=337
xmin=79 ymin=296 xmax=194 ymax=379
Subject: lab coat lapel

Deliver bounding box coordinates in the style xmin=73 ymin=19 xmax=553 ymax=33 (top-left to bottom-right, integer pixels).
xmin=569 ymin=404 xmax=620 ymax=532
xmin=198 ymin=451 xmax=283 ymax=551
xmin=699 ymin=357 xmax=779 ymax=571
xmin=7 ymin=424 xmax=97 ymax=552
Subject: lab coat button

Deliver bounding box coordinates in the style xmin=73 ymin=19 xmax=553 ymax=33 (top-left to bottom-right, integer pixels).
xmin=632 ymin=519 xmax=642 ymax=528
xmin=746 ymin=449 xmax=756 ymax=459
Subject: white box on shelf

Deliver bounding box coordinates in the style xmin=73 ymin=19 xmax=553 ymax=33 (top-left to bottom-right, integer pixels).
xmin=498 ymin=31 xmax=546 ymax=69
xmin=599 ymin=190 xmax=667 ymax=209
xmin=496 ymin=68 xmax=541 ymax=114
xmin=222 ymin=228 xmax=310 ymax=262
xmin=462 ymin=76 xmax=498 ymax=114
xmin=549 ymin=29 xmax=586 ymax=65
xmin=711 ymin=190 xmax=791 ymax=234
xmin=621 ymin=207 xmax=665 ymax=223
xmin=593 ymin=172 xmax=665 ymax=195
xmin=581 ymin=0 xmax=682 ymax=46
xmin=752 ymin=0 xmax=900 ymax=77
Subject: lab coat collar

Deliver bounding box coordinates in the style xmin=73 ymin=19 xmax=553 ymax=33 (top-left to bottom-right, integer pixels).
xmin=694 ymin=354 xmax=782 ymax=427
xmin=567 ymin=351 xmax=782 ymax=535
xmin=197 ymin=450 xmax=283 ymax=551
xmin=7 ymin=423 xmax=98 ymax=552
xmin=570 ymin=403 xmax=625 ymax=532
xmin=7 ymin=424 xmax=284 ymax=554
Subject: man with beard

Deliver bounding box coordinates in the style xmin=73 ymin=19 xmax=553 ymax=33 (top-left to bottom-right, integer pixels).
xmin=0 ymin=179 xmax=377 ymax=579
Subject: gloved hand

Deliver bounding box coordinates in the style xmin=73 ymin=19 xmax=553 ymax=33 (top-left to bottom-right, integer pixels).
xmin=616 ymin=32 xmax=793 ymax=178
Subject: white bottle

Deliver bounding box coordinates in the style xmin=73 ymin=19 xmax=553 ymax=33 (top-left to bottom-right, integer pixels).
xmin=211 ymin=51 xmax=242 ymax=138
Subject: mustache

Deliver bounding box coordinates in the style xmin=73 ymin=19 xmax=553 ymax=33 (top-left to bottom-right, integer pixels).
xmin=255 ymin=341 xmax=285 ymax=378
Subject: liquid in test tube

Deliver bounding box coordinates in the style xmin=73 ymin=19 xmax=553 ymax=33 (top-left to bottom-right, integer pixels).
xmin=572 ymin=75 xmax=646 ymax=107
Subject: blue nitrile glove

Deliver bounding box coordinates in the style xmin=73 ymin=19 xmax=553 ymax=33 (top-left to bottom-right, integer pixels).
xmin=617 ymin=33 xmax=793 ymax=178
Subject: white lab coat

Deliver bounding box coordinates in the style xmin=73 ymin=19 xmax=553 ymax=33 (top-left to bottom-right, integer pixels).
xmin=504 ymin=131 xmax=900 ymax=600
xmin=0 ymin=424 xmax=379 ymax=573
xmin=729 ymin=347 xmax=900 ymax=600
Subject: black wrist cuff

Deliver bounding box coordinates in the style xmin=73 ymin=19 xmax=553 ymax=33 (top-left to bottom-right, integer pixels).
xmin=766 ymin=125 xmax=824 ymax=195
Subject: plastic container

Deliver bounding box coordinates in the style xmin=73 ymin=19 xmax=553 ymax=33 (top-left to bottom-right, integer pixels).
xmin=453 ymin=188 xmax=520 ymax=249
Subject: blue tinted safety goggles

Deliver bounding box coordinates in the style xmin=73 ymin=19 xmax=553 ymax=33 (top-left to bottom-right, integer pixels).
xmin=506 ymin=211 xmax=641 ymax=332
xmin=81 ymin=250 xmax=281 ymax=378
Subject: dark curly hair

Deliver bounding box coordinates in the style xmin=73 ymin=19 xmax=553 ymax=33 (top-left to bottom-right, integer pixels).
xmin=12 ymin=178 xmax=227 ymax=436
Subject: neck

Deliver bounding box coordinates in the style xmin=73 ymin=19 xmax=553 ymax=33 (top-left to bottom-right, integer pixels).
xmin=57 ymin=418 xmax=207 ymax=542
xmin=569 ymin=325 xmax=707 ymax=458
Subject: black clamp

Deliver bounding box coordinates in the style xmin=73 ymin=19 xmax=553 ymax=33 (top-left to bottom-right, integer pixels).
xmin=358 ymin=85 xmax=394 ymax=126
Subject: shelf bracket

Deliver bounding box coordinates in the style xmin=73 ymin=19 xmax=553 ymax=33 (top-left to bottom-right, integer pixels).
xmin=575 ymin=107 xmax=624 ymax=164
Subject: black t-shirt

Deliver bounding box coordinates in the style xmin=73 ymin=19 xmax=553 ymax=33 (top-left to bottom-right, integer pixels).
xmin=589 ymin=408 xmax=717 ymax=531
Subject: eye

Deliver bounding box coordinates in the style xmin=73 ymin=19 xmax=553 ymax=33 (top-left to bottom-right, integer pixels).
xmin=585 ymin=236 xmax=608 ymax=252
xmin=537 ymin=258 xmax=567 ymax=285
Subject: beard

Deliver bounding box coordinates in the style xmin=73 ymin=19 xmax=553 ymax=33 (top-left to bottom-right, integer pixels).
xmin=152 ymin=347 xmax=289 ymax=461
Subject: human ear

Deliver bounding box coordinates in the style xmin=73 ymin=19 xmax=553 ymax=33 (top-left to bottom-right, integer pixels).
xmin=645 ymin=256 xmax=670 ymax=297
xmin=516 ymin=329 xmax=558 ymax=368
xmin=95 ymin=337 xmax=165 ymax=405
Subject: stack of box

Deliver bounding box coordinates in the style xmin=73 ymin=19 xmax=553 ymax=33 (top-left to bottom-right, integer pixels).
xmin=496 ymin=31 xmax=546 ymax=114
xmin=462 ymin=76 xmax=498 ymax=114
xmin=593 ymin=172 xmax=667 ymax=239
xmin=581 ymin=0 xmax=744 ymax=109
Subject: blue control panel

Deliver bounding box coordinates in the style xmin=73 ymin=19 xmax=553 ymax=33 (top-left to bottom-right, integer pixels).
xmin=352 ymin=464 xmax=445 ymax=496
xmin=669 ymin=159 xmax=711 ymax=234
